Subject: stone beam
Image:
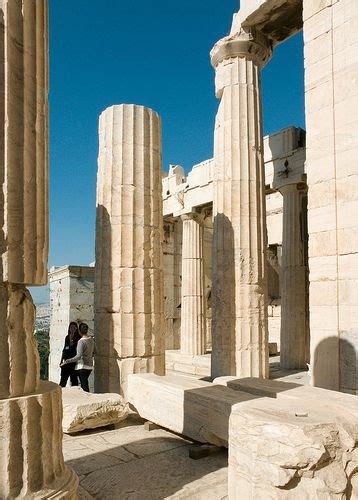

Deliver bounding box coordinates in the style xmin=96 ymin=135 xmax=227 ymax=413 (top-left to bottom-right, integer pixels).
xmin=127 ymin=373 xmax=257 ymax=447
xmin=232 ymin=0 xmax=303 ymax=46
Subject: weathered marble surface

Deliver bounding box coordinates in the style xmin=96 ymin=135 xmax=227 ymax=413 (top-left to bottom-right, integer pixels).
xmin=0 ymin=0 xmax=49 ymax=286
xmin=180 ymin=213 xmax=205 ymax=356
xmin=0 ymin=382 xmax=78 ymax=498
xmin=127 ymin=373 xmax=256 ymax=447
xmin=214 ymin=376 xmax=358 ymax=417
xmin=166 ymin=350 xmax=211 ymax=377
xmin=304 ymin=0 xmax=358 ymax=393
xmin=95 ymin=104 xmax=165 ymax=396
xmin=210 ymin=25 xmax=271 ymax=379
xmin=273 ymin=173 xmax=309 ymax=370
xmin=62 ymin=387 xmax=129 ymax=434
xmin=229 ymin=396 xmax=358 ymax=498
xmin=0 ymin=284 xmax=40 ymax=399
xmin=0 ymin=1 xmax=78 ymax=497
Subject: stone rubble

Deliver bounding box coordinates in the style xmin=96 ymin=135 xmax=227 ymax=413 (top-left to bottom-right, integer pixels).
xmin=62 ymin=387 xmax=129 ymax=434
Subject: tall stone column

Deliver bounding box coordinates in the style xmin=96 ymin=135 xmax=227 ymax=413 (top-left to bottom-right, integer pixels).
xmin=0 ymin=1 xmax=78 ymax=497
xmin=180 ymin=213 xmax=205 ymax=355
xmin=95 ymin=104 xmax=165 ymax=397
xmin=274 ymin=176 xmax=309 ymax=369
xmin=210 ymin=27 xmax=272 ymax=379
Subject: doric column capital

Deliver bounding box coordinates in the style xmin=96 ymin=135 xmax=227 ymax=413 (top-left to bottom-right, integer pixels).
xmin=180 ymin=212 xmax=203 ymax=223
xmin=210 ymin=27 xmax=273 ymax=70
xmin=273 ymin=173 xmax=307 ymax=193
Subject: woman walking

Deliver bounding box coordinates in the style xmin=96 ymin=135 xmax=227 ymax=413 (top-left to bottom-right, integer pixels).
xmin=60 ymin=322 xmax=95 ymax=392
xmin=59 ymin=322 xmax=80 ymax=387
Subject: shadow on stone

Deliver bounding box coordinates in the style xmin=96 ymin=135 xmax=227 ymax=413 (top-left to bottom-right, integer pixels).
xmin=211 ymin=213 xmax=235 ymax=377
xmin=94 ymin=205 xmax=120 ymax=394
xmin=312 ymin=336 xmax=357 ymax=393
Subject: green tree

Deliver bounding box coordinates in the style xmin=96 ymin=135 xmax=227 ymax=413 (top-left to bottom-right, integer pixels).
xmin=35 ymin=329 xmax=50 ymax=380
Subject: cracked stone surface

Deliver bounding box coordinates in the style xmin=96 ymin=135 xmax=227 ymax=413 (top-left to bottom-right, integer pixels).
xmin=229 ymin=396 xmax=358 ymax=498
xmin=62 ymin=386 xmax=129 ymax=434
xmin=63 ymin=413 xmax=228 ymax=499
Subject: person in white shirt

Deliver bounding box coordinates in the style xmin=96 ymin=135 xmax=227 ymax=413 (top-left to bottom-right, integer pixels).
xmin=60 ymin=322 xmax=94 ymax=392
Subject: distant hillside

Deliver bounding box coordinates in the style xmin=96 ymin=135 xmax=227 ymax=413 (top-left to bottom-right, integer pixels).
xmin=35 ymin=303 xmax=50 ymax=332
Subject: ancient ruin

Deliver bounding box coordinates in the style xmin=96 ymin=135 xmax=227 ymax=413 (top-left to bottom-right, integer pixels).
xmin=1 ymin=0 xmax=358 ymax=498
xmin=49 ymin=127 xmax=305 ymax=382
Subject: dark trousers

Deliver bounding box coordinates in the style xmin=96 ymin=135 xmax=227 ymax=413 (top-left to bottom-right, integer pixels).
xmin=60 ymin=363 xmax=78 ymax=387
xmin=77 ymin=369 xmax=92 ymax=392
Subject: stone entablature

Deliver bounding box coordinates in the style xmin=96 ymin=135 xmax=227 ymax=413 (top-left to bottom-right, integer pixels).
xmin=162 ymin=126 xmax=306 ymax=244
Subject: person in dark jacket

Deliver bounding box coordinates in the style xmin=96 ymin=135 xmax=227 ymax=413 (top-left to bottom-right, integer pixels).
xmin=59 ymin=322 xmax=80 ymax=387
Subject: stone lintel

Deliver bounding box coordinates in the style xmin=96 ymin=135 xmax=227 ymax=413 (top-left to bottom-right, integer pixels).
xmin=231 ymin=0 xmax=303 ymax=46
xmin=127 ymin=373 xmax=257 ymax=447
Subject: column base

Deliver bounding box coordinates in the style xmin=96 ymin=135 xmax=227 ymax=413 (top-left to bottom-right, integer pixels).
xmin=0 ymin=381 xmax=78 ymax=499
xmin=95 ymin=354 xmax=165 ymax=399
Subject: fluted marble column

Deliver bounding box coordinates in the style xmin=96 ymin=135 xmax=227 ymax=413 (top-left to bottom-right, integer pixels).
xmin=0 ymin=2 xmax=78 ymax=497
xmin=211 ymin=27 xmax=272 ymax=379
xmin=95 ymin=104 xmax=165 ymax=397
xmin=180 ymin=213 xmax=205 ymax=355
xmin=276 ymin=177 xmax=309 ymax=369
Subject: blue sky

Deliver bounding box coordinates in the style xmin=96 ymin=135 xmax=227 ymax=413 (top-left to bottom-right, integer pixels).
xmin=31 ymin=0 xmax=304 ymax=304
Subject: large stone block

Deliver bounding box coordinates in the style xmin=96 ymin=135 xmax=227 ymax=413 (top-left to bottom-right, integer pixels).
xmin=214 ymin=376 xmax=358 ymax=416
xmin=127 ymin=373 xmax=256 ymax=447
xmin=229 ymin=396 xmax=358 ymax=499
xmin=62 ymin=387 xmax=129 ymax=434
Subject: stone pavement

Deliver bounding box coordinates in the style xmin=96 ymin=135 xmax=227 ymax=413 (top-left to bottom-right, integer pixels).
xmin=269 ymin=355 xmax=310 ymax=385
xmin=63 ymin=413 xmax=228 ymax=499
